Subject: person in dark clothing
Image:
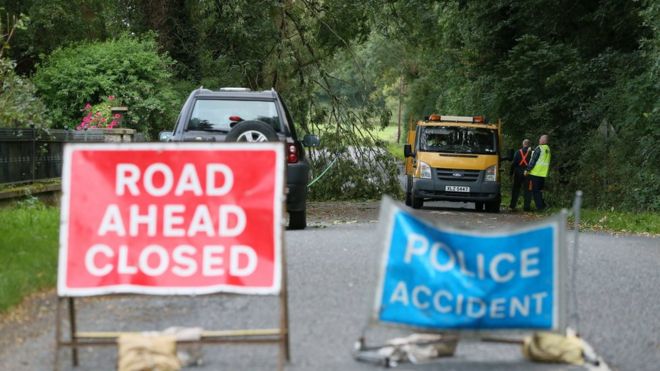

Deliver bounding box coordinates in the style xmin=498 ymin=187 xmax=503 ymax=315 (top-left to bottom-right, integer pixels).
xmin=509 ymin=139 xmax=532 ymax=211
xmin=524 ymin=134 xmax=551 ymax=211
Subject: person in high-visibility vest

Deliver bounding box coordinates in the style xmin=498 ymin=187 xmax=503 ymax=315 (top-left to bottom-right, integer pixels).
xmin=524 ymin=134 xmax=551 ymax=211
xmin=509 ymin=139 xmax=532 ymax=211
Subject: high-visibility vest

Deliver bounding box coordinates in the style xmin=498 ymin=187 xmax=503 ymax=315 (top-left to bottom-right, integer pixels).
xmin=519 ymin=148 xmax=530 ymax=167
xmin=529 ymin=144 xmax=551 ymax=177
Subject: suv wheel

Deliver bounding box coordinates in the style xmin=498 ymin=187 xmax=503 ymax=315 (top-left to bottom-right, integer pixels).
xmin=225 ymin=120 xmax=278 ymax=142
xmin=288 ymin=210 xmax=306 ymax=230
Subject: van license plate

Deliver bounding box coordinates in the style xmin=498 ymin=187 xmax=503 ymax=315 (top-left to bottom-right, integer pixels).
xmin=446 ymin=186 xmax=470 ymax=192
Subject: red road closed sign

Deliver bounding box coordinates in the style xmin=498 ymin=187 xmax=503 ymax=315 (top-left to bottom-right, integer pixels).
xmin=58 ymin=143 xmax=284 ymax=296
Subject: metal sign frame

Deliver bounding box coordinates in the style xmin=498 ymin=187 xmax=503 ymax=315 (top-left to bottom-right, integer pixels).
xmin=54 ymin=143 xmax=290 ymax=371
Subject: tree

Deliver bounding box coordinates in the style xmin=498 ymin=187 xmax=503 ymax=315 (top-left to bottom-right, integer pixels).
xmin=0 ymin=59 xmax=49 ymax=128
xmin=116 ymin=0 xmax=200 ymax=80
xmin=362 ymin=0 xmax=656 ymax=210
xmin=0 ymin=11 xmax=49 ymax=127
xmin=0 ymin=0 xmax=123 ymax=74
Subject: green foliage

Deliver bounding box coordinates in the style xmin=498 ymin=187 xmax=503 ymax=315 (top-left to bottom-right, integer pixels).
xmin=191 ymin=0 xmax=282 ymax=87
xmin=0 ymin=202 xmax=59 ymax=313
xmin=0 ymin=58 xmax=49 ymax=127
xmin=4 ymin=0 xmax=659 ymax=207
xmin=116 ymin=0 xmax=200 ymax=80
xmin=154 ymin=0 xmax=402 ymax=199
xmin=364 ymin=0 xmax=658 ymax=211
xmin=0 ymin=10 xmax=48 ymax=127
xmin=308 ymin=143 xmax=403 ymax=201
xmin=12 ymin=0 xmax=403 ymax=199
xmin=574 ymin=0 xmax=660 ymax=211
xmin=1 ymin=0 xmax=123 ymax=74
xmin=33 ymin=34 xmax=180 ymax=137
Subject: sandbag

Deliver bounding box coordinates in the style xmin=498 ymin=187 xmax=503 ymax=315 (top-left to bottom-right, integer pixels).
xmin=117 ymin=333 xmax=181 ymax=371
xmin=522 ymin=331 xmax=584 ymax=365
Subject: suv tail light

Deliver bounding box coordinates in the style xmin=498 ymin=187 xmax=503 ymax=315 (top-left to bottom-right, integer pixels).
xmin=287 ymin=144 xmax=299 ymax=163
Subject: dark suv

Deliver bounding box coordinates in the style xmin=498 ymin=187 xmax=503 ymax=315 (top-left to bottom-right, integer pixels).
xmin=162 ymin=87 xmax=319 ymax=229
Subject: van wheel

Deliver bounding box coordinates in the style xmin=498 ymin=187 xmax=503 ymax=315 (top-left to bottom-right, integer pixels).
xmin=412 ymin=195 xmax=424 ymax=209
xmin=475 ymin=201 xmax=484 ymax=211
xmin=288 ymin=210 xmax=306 ymax=230
xmin=485 ymin=197 xmax=501 ymax=213
xmin=405 ymin=176 xmax=413 ymax=206
xmin=405 ymin=193 xmax=412 ymax=206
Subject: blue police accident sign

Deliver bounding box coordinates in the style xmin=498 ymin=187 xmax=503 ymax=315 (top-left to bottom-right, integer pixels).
xmin=374 ymin=197 xmax=567 ymax=331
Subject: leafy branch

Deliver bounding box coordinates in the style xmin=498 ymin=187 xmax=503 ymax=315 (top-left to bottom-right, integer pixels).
xmin=0 ymin=12 xmax=28 ymax=60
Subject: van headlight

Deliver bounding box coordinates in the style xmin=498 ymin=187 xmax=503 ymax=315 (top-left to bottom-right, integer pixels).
xmin=417 ymin=162 xmax=432 ymax=179
xmin=485 ymin=165 xmax=497 ymax=182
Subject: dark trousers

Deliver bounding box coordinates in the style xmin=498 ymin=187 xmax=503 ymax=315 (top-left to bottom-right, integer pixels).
xmin=524 ymin=175 xmax=546 ymax=211
xmin=509 ymin=170 xmax=526 ymax=209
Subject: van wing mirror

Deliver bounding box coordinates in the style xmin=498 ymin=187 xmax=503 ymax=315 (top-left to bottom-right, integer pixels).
xmin=404 ymin=144 xmax=414 ymax=158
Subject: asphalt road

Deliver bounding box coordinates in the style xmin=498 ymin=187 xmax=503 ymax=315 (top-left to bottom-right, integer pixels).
xmin=0 ymin=201 xmax=658 ymax=370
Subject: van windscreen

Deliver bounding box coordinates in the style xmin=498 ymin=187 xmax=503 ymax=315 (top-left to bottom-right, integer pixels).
xmin=418 ymin=126 xmax=497 ymax=154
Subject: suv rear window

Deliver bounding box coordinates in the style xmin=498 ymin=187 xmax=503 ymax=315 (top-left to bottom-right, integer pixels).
xmin=186 ymin=99 xmax=282 ymax=133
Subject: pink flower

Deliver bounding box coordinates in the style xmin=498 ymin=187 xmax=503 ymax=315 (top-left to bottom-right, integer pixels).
xmin=78 ymin=99 xmax=124 ymax=129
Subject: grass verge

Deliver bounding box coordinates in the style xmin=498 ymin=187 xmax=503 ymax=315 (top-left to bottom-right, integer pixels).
xmin=0 ymin=202 xmax=59 ymax=313
xmin=500 ymin=176 xmax=659 ymax=235
xmin=571 ymin=209 xmax=660 ymax=235
xmin=519 ymin=205 xmax=659 ymax=235
xmin=374 ymin=123 xmax=405 ymax=159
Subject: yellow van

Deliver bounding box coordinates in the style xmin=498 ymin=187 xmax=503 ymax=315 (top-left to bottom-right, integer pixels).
xmin=403 ymin=114 xmax=503 ymax=212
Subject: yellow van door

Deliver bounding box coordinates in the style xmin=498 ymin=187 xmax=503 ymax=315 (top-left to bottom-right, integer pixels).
xmin=404 ymin=121 xmax=417 ymax=176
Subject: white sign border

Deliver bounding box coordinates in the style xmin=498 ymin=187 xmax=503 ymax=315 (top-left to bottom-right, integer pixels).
xmin=372 ymin=195 xmax=567 ymax=332
xmin=58 ymin=142 xmax=285 ymax=297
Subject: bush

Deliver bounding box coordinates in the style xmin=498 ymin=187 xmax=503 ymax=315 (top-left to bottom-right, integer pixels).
xmin=0 ymin=58 xmax=50 ymax=128
xmin=33 ymin=34 xmax=181 ymax=137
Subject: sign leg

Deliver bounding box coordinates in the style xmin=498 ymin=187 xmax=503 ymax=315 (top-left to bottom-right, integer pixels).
xmin=278 ymin=289 xmax=290 ymax=366
xmin=68 ymin=298 xmax=79 ymax=367
xmin=280 ymin=195 xmax=290 ymax=365
xmin=54 ymin=297 xmax=62 ymax=371
xmin=279 ymin=246 xmax=291 ymax=370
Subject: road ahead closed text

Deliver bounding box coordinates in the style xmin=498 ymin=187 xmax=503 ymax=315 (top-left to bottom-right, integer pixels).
xmin=58 ymin=144 xmax=284 ymax=296
xmin=375 ymin=200 xmax=564 ymax=330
